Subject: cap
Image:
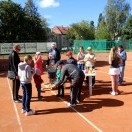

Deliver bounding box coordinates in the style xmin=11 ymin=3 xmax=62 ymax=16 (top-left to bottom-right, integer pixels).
xmin=66 ymin=51 xmax=72 ymax=56
xmin=36 ymin=51 xmax=41 ymax=55
xmin=35 ymin=68 xmax=41 ymax=75
xmin=87 ymin=47 xmax=92 ymax=50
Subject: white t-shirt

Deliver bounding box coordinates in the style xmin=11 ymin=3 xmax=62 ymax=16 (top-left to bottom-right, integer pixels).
xmin=84 ymin=53 xmax=96 ymax=67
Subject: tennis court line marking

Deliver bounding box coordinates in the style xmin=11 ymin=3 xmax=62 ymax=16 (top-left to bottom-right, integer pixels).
xmin=50 ymin=90 xmax=102 ymax=132
xmin=7 ymin=78 xmax=23 ymax=132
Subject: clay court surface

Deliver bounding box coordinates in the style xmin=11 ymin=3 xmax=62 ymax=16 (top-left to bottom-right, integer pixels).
xmin=0 ymin=52 xmax=132 ymax=132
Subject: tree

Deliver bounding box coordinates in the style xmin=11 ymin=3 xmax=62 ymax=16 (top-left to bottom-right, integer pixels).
xmin=0 ymin=0 xmax=25 ymax=41
xmin=121 ymin=15 xmax=132 ymax=40
xmin=105 ymin=0 xmax=131 ymax=39
xmin=23 ymin=0 xmax=48 ymax=41
xmin=95 ymin=20 xmax=111 ymax=40
xmin=67 ymin=20 xmax=95 ymax=40
xmin=97 ymin=13 xmax=104 ymax=27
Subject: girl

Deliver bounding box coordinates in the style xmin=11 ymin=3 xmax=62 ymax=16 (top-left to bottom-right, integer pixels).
xmin=109 ymin=46 xmax=122 ymax=95
xmin=34 ymin=51 xmax=44 ymax=75
xmin=77 ymin=46 xmax=85 ymax=70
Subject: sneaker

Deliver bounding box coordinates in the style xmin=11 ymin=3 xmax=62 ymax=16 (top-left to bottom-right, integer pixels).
xmin=110 ymin=91 xmax=117 ymax=96
xmin=25 ymin=110 xmax=36 ymax=116
xmin=14 ymin=100 xmax=21 ymax=103
xmin=67 ymin=103 xmax=76 ymax=107
xmin=21 ymin=109 xmax=26 ymax=114
xmin=76 ymin=100 xmax=80 ymax=103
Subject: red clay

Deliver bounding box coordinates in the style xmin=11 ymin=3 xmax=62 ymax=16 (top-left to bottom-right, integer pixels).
xmin=0 ymin=52 xmax=132 ymax=132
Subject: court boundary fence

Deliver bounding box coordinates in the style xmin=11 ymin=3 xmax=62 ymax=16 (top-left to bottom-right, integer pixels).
xmin=73 ymin=40 xmax=132 ymax=54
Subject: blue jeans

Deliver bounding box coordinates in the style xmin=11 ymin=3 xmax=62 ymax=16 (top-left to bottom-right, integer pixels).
xmin=21 ymin=83 xmax=32 ymax=112
xmin=118 ymin=66 xmax=125 ymax=84
xmin=77 ymin=64 xmax=84 ymax=70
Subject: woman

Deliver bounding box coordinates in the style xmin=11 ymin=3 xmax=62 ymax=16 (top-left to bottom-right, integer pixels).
xmin=109 ymin=46 xmax=122 ymax=95
xmin=34 ymin=51 xmax=44 ymax=75
xmin=77 ymin=46 xmax=85 ymax=70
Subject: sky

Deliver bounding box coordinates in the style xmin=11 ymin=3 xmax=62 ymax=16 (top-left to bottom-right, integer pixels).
xmin=6 ymin=0 xmax=132 ymax=28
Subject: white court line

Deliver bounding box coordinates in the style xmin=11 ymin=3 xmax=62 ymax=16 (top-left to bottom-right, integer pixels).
xmin=7 ymin=78 xmax=23 ymax=132
xmin=50 ymin=90 xmax=102 ymax=132
xmin=98 ymin=70 xmax=132 ymax=80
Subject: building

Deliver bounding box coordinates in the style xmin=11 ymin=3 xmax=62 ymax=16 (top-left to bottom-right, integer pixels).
xmin=51 ymin=26 xmax=70 ymax=50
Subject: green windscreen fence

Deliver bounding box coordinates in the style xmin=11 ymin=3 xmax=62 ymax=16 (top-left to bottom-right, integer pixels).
xmin=73 ymin=40 xmax=132 ymax=54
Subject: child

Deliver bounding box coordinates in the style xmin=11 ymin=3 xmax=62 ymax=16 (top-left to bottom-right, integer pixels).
xmin=46 ymin=53 xmax=56 ymax=83
xmin=18 ymin=55 xmax=35 ymax=116
xmin=84 ymin=47 xmax=96 ymax=87
xmin=33 ymin=68 xmax=44 ymax=100
xmin=34 ymin=51 xmax=44 ymax=75
xmin=54 ymin=61 xmax=64 ymax=97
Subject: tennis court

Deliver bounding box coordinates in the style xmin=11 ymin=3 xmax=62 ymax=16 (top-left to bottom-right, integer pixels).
xmin=0 ymin=52 xmax=132 ymax=132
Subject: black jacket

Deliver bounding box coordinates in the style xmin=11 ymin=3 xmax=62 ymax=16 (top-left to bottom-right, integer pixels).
xmin=57 ymin=64 xmax=84 ymax=85
xmin=8 ymin=50 xmax=20 ymax=76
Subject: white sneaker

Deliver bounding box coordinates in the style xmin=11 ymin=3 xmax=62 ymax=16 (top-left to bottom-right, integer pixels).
xmin=25 ymin=110 xmax=36 ymax=116
xmin=67 ymin=103 xmax=76 ymax=107
xmin=110 ymin=91 xmax=117 ymax=96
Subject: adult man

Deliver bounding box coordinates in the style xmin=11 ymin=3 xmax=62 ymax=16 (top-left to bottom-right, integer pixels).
xmin=48 ymin=42 xmax=61 ymax=63
xmin=55 ymin=63 xmax=85 ymax=107
xmin=118 ymin=45 xmax=127 ymax=85
xmin=8 ymin=44 xmax=21 ymax=103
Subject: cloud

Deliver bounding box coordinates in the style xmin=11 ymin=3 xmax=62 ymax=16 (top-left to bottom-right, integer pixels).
xmin=39 ymin=0 xmax=60 ymax=8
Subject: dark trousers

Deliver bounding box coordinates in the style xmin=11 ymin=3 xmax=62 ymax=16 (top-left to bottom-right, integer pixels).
xmin=58 ymin=85 xmax=64 ymax=96
xmin=36 ymin=86 xmax=41 ymax=98
xmin=70 ymin=77 xmax=84 ymax=104
xmin=21 ymin=83 xmax=32 ymax=112
xmin=12 ymin=79 xmax=20 ymax=101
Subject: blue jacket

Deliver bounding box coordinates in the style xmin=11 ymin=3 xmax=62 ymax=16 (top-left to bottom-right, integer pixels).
xmin=118 ymin=50 xmax=127 ymax=66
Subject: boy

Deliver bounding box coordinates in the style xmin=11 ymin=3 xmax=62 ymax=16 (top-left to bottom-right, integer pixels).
xmin=55 ymin=61 xmax=64 ymax=97
xmin=18 ymin=55 xmax=35 ymax=116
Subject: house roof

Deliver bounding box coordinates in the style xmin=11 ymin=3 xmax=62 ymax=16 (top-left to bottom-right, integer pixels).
xmin=52 ymin=26 xmax=69 ymax=35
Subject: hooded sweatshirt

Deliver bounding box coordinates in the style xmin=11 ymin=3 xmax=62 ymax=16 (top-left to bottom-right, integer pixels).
xmin=18 ymin=62 xmax=33 ymax=84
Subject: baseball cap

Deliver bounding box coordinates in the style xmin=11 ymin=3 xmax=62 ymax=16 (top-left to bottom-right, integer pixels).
xmin=36 ymin=51 xmax=41 ymax=55
xmin=66 ymin=51 xmax=72 ymax=56
xmin=87 ymin=47 xmax=92 ymax=50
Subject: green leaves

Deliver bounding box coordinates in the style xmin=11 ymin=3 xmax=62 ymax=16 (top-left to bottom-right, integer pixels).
xmin=67 ymin=20 xmax=95 ymax=40
xmin=0 ymin=0 xmax=48 ymax=42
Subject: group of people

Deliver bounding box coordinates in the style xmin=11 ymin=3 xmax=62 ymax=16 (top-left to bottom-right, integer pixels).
xmin=8 ymin=43 xmax=127 ymax=116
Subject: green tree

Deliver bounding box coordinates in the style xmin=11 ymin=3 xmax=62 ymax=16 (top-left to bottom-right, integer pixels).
xmin=95 ymin=20 xmax=111 ymax=40
xmin=67 ymin=20 xmax=95 ymax=40
xmin=23 ymin=0 xmax=48 ymax=41
xmin=97 ymin=13 xmax=104 ymax=27
xmin=121 ymin=15 xmax=132 ymax=40
xmin=105 ymin=0 xmax=131 ymax=40
xmin=0 ymin=0 xmax=25 ymax=41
